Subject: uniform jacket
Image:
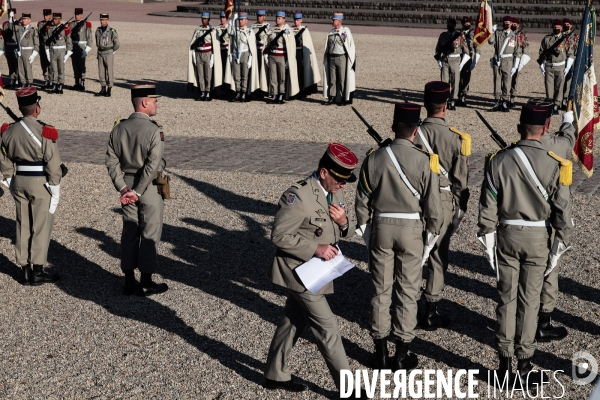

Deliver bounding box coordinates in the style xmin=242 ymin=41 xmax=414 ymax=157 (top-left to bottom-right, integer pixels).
xmin=541 ymin=122 xmax=576 ymax=158
xmin=269 ymin=174 xmax=353 ymax=295
xmin=37 ymin=20 xmax=52 ymax=47
xmin=14 ymin=24 xmax=39 ymax=53
xmin=69 ymin=20 xmax=93 ymax=50
xmin=436 ymin=30 xmax=465 ymax=59
xmin=95 ymin=25 xmax=119 ymax=55
xmin=266 ymin=24 xmax=299 ymax=97
xmin=187 ymin=25 xmax=223 ymax=89
xmin=539 ymin=32 xmax=573 ymax=64
xmin=46 ymin=23 xmax=72 ymax=51
xmin=488 ymin=29 xmax=522 ymax=59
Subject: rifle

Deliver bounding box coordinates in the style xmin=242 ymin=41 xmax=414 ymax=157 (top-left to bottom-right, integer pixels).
xmin=294 ymin=27 xmax=306 ymax=45
xmin=70 ymin=12 xmax=93 ymax=35
xmin=39 ymin=20 xmax=53 ymax=43
xmin=537 ymin=30 xmax=574 ymax=65
xmin=434 ymin=29 xmax=462 ymax=61
xmin=475 ymin=111 xmax=509 ymax=149
xmin=190 ymin=27 xmax=214 ymax=50
xmin=264 ymin=28 xmax=287 ymax=54
xmin=254 ymin=24 xmax=268 ymax=43
xmin=45 ymin=17 xmax=75 ymax=47
xmin=351 ymin=107 xmax=392 ymax=147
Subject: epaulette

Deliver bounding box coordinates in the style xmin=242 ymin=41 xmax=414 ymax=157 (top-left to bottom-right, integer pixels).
xmin=150 ymin=120 xmax=163 ymax=129
xmin=42 ymin=125 xmax=58 ymax=141
xmin=109 ymin=119 xmax=126 ymax=142
xmin=291 ymin=180 xmax=307 ymax=189
xmin=1 ymin=122 xmax=10 ymax=136
xmin=547 ymin=151 xmax=573 ymax=186
xmin=86 ymin=21 xmax=92 ymax=29
xmin=413 ymin=146 xmax=441 ymax=174
xmin=449 ymin=127 xmax=472 ymax=156
xmin=365 ymin=148 xmax=376 ymax=157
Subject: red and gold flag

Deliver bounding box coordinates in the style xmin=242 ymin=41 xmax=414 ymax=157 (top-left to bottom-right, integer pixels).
xmin=474 ymin=0 xmax=494 ymax=46
xmin=224 ymin=0 xmax=234 ymax=19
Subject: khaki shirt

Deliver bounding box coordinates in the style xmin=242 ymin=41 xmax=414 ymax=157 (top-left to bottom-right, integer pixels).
xmin=478 ymin=140 xmax=574 ymax=244
xmin=14 ymin=24 xmax=39 ymax=52
xmin=539 ymin=33 xmax=573 ymax=64
xmin=95 ymin=25 xmax=119 ymax=54
xmin=326 ymin=27 xmax=349 ymax=55
xmin=269 ymin=174 xmax=353 ymax=295
xmin=69 ymin=20 xmax=93 ymax=49
xmin=0 ymin=116 xmax=62 ymax=185
xmin=46 ymin=23 xmax=73 ymax=51
xmin=251 ymin=22 xmax=270 ymax=47
xmin=105 ymin=112 xmax=166 ymax=195
xmin=192 ymin=25 xmax=214 ymax=47
xmin=488 ymin=29 xmax=522 ymax=58
xmin=355 ymin=139 xmax=444 ymax=234
xmin=266 ymin=24 xmax=290 ymax=52
xmin=436 ymin=30 xmax=464 ymax=58
xmin=461 ymin=29 xmax=481 ymax=57
xmin=414 ymin=117 xmax=470 ymax=211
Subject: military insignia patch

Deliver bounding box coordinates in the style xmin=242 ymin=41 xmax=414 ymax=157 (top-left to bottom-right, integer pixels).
xmin=286 ymin=193 xmax=296 ymax=205
xmin=315 ymin=227 xmax=323 ymax=237
xmin=160 ymin=132 xmax=165 ymax=141
xmin=316 ymin=209 xmax=325 ymax=217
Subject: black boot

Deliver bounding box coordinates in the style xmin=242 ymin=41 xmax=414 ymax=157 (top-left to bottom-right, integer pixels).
xmin=515 ymin=357 xmax=548 ymax=392
xmin=419 ymin=301 xmax=449 ymax=330
xmin=137 ymin=273 xmax=168 ymax=296
xmin=50 ymin=84 xmax=57 ymax=94
xmin=58 ymin=84 xmax=63 ymax=94
xmin=324 ymin=96 xmax=334 ymax=105
xmin=447 ymin=100 xmax=456 ymax=110
xmin=123 ymin=270 xmax=139 ymax=296
xmin=72 ymin=79 xmax=80 ymax=90
xmin=31 ymin=264 xmax=59 ymax=285
xmin=95 ymin=86 xmax=107 ymax=97
xmin=457 ymin=95 xmax=466 ymax=107
xmin=267 ymin=94 xmax=278 ymax=104
xmin=277 ymin=94 xmax=284 ymax=104
xmin=105 ymin=87 xmax=112 ymax=97
xmin=391 ymin=341 xmax=418 ymax=372
xmin=501 ymin=101 xmax=510 ymax=112
xmin=229 ymin=91 xmax=241 ymax=102
xmin=81 ymin=79 xmax=85 ymax=91
xmin=536 ymin=311 xmax=568 ymax=342
xmin=241 ymin=93 xmax=247 ymax=102
xmin=491 ymin=101 xmax=501 ymax=112
xmin=205 ymin=91 xmax=212 ymax=101
xmin=373 ymin=338 xmax=389 ymax=369
xmin=561 ymin=99 xmax=568 ymax=110
xmin=509 ymin=97 xmax=515 ymax=108
xmin=43 ymin=81 xmax=50 ymax=90
xmin=493 ymin=355 xmax=513 ymax=388
xmin=22 ymin=264 xmax=32 ymax=286
xmin=552 ymin=104 xmax=559 ymax=115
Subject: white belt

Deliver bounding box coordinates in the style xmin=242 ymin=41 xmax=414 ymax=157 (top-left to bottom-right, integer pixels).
xmin=296 ymin=46 xmax=303 ymax=50
xmin=73 ymin=41 xmax=87 ymax=44
xmin=448 ymin=54 xmax=461 ymax=58
xmin=20 ymin=47 xmax=33 ymax=50
xmin=500 ymin=54 xmax=513 ymax=58
xmin=500 ymin=219 xmax=550 ymax=227
xmin=546 ymin=61 xmax=565 ymax=67
xmin=16 ymin=165 xmax=43 ymax=172
xmin=52 ymin=45 xmax=66 ymax=50
xmin=440 ymin=186 xmax=451 ymax=191
xmin=374 ymin=211 xmax=421 ymax=220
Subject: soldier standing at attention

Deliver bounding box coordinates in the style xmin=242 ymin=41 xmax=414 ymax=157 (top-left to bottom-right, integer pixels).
xmin=3 ymin=8 xmax=20 ymax=89
xmin=216 ymin=11 xmax=232 ymax=98
xmin=265 ymin=11 xmax=298 ymax=104
xmin=457 ymin=16 xmax=481 ymax=107
xmin=478 ymin=104 xmax=573 ymax=388
xmin=355 ymin=103 xmax=443 ymax=371
xmin=539 ymin=20 xmax=573 ymax=115
xmin=95 ymin=14 xmax=119 ymax=97
xmin=292 ymin=12 xmax=320 ymax=97
xmin=15 ymin=13 xmax=39 ymax=88
xmin=561 ymin=18 xmax=578 ymax=110
xmin=105 ymin=84 xmax=168 ymax=297
xmin=46 ymin=12 xmax=73 ymax=95
xmin=251 ymin=9 xmax=270 ymax=96
xmin=435 ymin=18 xmax=463 ymax=110
xmin=70 ymin=8 xmax=93 ymax=91
xmin=37 ymin=9 xmax=53 ymax=90
xmin=489 ymin=16 xmax=521 ymax=112
xmin=323 ymin=12 xmax=356 ymax=106
xmin=227 ymin=12 xmax=258 ymax=102
xmin=264 ymin=143 xmax=358 ymax=395
xmin=188 ymin=12 xmax=222 ymax=102
xmin=508 ymin=17 xmax=530 ymax=108
xmin=0 ymin=87 xmax=61 ymax=285
xmin=414 ymin=81 xmax=471 ymax=330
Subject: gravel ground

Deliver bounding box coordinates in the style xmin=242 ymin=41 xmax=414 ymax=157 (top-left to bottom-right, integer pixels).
xmin=0 ymin=18 xmax=597 ymax=399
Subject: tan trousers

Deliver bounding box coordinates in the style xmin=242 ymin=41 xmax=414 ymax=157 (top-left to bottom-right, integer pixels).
xmin=493 ymin=57 xmax=513 ymax=101
xmin=97 ymin=52 xmax=114 ymax=88
xmin=17 ymin=49 xmax=34 ymax=85
xmin=510 ymin=70 xmax=520 ymax=98
xmin=40 ymin=45 xmax=50 ymax=81
xmin=50 ymin=49 xmax=66 ymax=84
xmin=71 ymin=45 xmax=87 ymax=79
xmin=496 ymin=225 xmax=549 ymax=359
xmin=327 ymin=54 xmax=346 ymax=101
xmin=441 ymin=57 xmax=460 ymax=100
xmin=563 ymin=69 xmax=573 ymax=101
xmin=424 ymin=192 xmax=454 ymax=302
xmin=458 ymin=59 xmax=473 ymax=97
xmin=268 ymin=54 xmax=286 ymax=96
xmin=264 ymin=289 xmax=350 ymax=387
xmin=540 ymin=229 xmax=559 ymax=313
xmin=6 ymin=44 xmax=18 ymax=80
xmin=369 ymin=217 xmax=424 ymax=343
xmin=13 ymin=176 xmax=53 ymax=266
xmin=545 ymin=64 xmax=565 ymax=106
xmin=195 ymin=51 xmax=212 ymax=92
xmin=231 ymin=51 xmax=249 ymax=93
xmin=120 ymin=176 xmax=164 ymax=273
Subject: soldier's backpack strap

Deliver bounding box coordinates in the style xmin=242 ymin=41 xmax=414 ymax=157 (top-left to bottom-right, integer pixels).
xmin=417 ymin=127 xmax=448 ymax=179
xmin=513 ymin=146 xmax=548 ymax=201
xmin=547 ymin=151 xmax=573 ymax=186
xmin=449 ymin=127 xmax=472 ymax=156
xmin=385 ymin=146 xmax=421 ymax=200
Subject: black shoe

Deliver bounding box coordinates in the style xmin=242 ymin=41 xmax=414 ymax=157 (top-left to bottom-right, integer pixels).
xmin=105 ymin=87 xmax=112 ymax=97
xmin=31 ymin=264 xmax=59 ymax=285
xmin=391 ymin=341 xmax=418 ymax=372
xmin=80 ymin=80 xmax=85 ymax=91
xmin=491 ymin=102 xmax=501 ymax=112
xmin=501 ymin=101 xmax=510 ymax=112
xmin=137 ymin=275 xmax=168 ymax=296
xmin=199 ymin=91 xmax=206 ymax=101
xmin=493 ymin=355 xmax=513 ymax=388
xmin=230 ymin=92 xmax=241 ymax=102
xmin=536 ymin=312 xmax=568 ymax=342
xmin=22 ymin=265 xmax=32 ymax=286
xmin=419 ymin=301 xmax=449 ymax=330
xmin=552 ymin=104 xmax=559 ymax=115
xmin=267 ymin=95 xmax=278 ymax=104
xmin=123 ymin=278 xmax=139 ymax=296
xmin=95 ymin=86 xmax=107 ymax=97
xmin=561 ymin=99 xmax=568 ymax=110
xmin=515 ymin=357 xmax=548 ymax=392
xmin=277 ymin=94 xmax=284 ymax=104
xmin=457 ymin=96 xmax=466 ymax=107
xmin=264 ymin=379 xmax=308 ymax=392
xmin=241 ymin=93 xmax=247 ymax=102
xmin=373 ymin=338 xmax=389 ymax=369
xmin=50 ymin=84 xmax=57 ymax=94
xmin=509 ymin=98 xmax=515 ymax=108
xmin=448 ymin=100 xmax=456 ymax=110
xmin=324 ymin=97 xmax=334 ymax=105
xmin=205 ymin=92 xmax=212 ymax=101
xmin=58 ymin=84 xmax=63 ymax=94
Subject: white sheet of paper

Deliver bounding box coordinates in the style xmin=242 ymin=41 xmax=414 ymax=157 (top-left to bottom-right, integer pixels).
xmin=295 ymin=249 xmax=355 ymax=294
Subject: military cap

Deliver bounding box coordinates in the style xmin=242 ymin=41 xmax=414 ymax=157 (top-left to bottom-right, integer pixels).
xmin=520 ymin=104 xmax=548 ymax=126
xmin=294 ymin=12 xmax=303 ymax=19
xmin=527 ymin=98 xmax=553 ymax=118
xmin=424 ymin=81 xmax=451 ymax=104
xmin=394 ymin=103 xmax=421 ymax=124
xmin=16 ymin=86 xmax=40 ymax=107
xmin=563 ymin=18 xmax=574 ymax=25
xmin=201 ymin=11 xmax=210 ymax=18
xmin=131 ymin=84 xmax=160 ymax=99
xmin=75 ymin=8 xmax=83 ymax=15
xmin=276 ymin=11 xmax=285 ymax=18
xmin=257 ymin=9 xmax=266 ymax=16
xmin=503 ymin=15 xmax=512 ymax=22
xmin=447 ymin=18 xmax=457 ymax=24
xmin=53 ymin=12 xmax=62 ymax=19
xmin=319 ymin=143 xmax=358 ymax=183
xmin=220 ymin=11 xmax=225 ymax=17
xmin=332 ymin=12 xmax=344 ymax=20
xmin=552 ymin=19 xmax=563 ymax=26
xmin=43 ymin=9 xmax=52 ymax=16
xmin=21 ymin=13 xmax=31 ymax=19
xmin=512 ymin=17 xmax=520 ymax=24
xmin=239 ymin=12 xmax=248 ymax=19
xmin=100 ymin=13 xmax=109 ymax=19
xmin=462 ymin=16 xmax=473 ymax=24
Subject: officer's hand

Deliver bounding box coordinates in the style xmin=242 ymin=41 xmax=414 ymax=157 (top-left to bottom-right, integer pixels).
xmin=563 ymin=110 xmax=574 ymax=124
xmin=315 ymin=244 xmax=338 ymax=261
xmin=329 ymin=203 xmax=348 ymax=227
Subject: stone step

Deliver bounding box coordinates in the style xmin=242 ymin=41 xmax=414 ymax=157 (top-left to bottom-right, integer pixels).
xmin=202 ymin=0 xmax=594 ymax=5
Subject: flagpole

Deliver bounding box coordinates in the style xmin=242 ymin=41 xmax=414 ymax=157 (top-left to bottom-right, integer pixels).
xmin=567 ymin=0 xmax=593 ymax=111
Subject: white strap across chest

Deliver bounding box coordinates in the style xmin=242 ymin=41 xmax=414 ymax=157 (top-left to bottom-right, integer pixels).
xmin=513 ymin=146 xmax=548 ymax=201
xmin=19 ymin=120 xmax=42 ymax=148
xmin=417 ymin=127 xmax=449 ymax=179
xmin=385 ymin=146 xmax=421 ymax=200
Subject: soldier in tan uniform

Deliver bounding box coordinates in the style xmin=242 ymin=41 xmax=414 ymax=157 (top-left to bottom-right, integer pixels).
xmin=435 ymin=18 xmax=464 ymax=110
xmin=355 ymin=103 xmax=443 ymax=371
xmin=414 ymin=81 xmax=470 ymax=330
xmin=191 ymin=12 xmax=216 ymax=101
xmin=478 ymin=104 xmax=574 ymax=388
xmin=265 ymin=11 xmax=294 ymax=104
xmin=323 ymin=12 xmax=356 ymax=106
xmin=46 ymin=13 xmax=73 ymax=94
xmin=561 ymin=18 xmax=579 ymax=110
xmin=227 ymin=12 xmax=258 ymax=102
xmin=251 ymin=9 xmax=270 ymax=96
xmin=509 ymin=17 xmax=530 ymax=108
xmin=457 ymin=16 xmax=481 ymax=107
xmin=539 ymin=20 xmax=573 ymax=114
xmin=105 ymin=84 xmax=168 ymax=296
xmin=69 ymin=8 xmax=93 ymax=91
xmin=216 ymin=11 xmax=231 ymax=98
xmin=489 ymin=16 xmax=522 ymax=112
xmin=95 ymin=14 xmax=119 ymax=97
xmin=3 ymin=8 xmax=20 ymax=88
xmin=0 ymin=87 xmax=61 ymax=285
xmin=38 ymin=9 xmax=53 ymax=90
xmin=264 ymin=143 xmax=357 ymax=394
xmin=15 ymin=13 xmax=39 ymax=88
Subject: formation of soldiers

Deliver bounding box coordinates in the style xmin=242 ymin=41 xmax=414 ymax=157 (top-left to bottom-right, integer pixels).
xmin=187 ymin=10 xmax=355 ymax=105
xmin=436 ymin=16 xmax=579 ymax=114
xmin=0 ymin=8 xmax=119 ymax=96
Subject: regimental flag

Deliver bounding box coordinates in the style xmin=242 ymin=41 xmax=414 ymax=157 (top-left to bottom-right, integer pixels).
xmin=474 ymin=0 xmax=494 ymax=46
xmin=569 ymin=3 xmax=598 ymax=177
xmin=224 ymin=0 xmax=234 ymax=19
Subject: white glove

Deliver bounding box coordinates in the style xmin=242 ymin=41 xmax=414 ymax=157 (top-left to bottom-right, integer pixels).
xmin=9 ymin=11 xmax=14 ymax=19
xmin=477 ymin=232 xmax=498 ymax=277
xmin=540 ymin=63 xmax=546 ymax=77
xmin=438 ymin=60 xmax=443 ymax=69
xmin=228 ymin=53 xmax=232 ymax=63
xmin=492 ymin=24 xmax=497 ymax=33
xmin=421 ymin=231 xmax=440 ymax=267
xmin=459 ymin=54 xmax=471 ymax=71
xmin=355 ymin=224 xmax=372 ymax=250
xmin=451 ymin=208 xmax=466 ymax=235
xmin=45 ymin=49 xmax=50 ymax=61
xmin=82 ymin=45 xmax=91 ymax=58
xmin=28 ymin=50 xmax=38 ymax=64
xmin=510 ymin=67 xmax=517 ymax=76
xmin=563 ymin=110 xmax=574 ymax=124
xmin=510 ymin=57 xmax=521 ymax=76
xmin=264 ymin=54 xmax=269 ymax=65
xmin=45 ymin=183 xmax=60 ymax=214
xmin=545 ymin=239 xmax=571 ymax=276
xmin=192 ymin=51 xmax=197 ymax=65
xmin=519 ymin=54 xmax=531 ymax=69
xmin=247 ymin=54 xmax=252 ymax=68
xmin=564 ymin=57 xmax=574 ymax=77
xmin=63 ymin=50 xmax=73 ymax=64
xmin=209 ymin=54 xmax=214 ymax=69
xmin=2 ymin=177 xmax=14 ymax=198
xmin=113 ymin=51 xmax=117 ymax=55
